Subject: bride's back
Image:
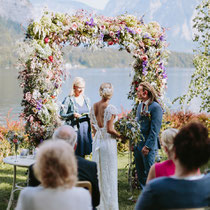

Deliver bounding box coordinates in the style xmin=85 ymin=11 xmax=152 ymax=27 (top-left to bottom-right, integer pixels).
xmin=93 ymin=101 xmax=108 ymax=128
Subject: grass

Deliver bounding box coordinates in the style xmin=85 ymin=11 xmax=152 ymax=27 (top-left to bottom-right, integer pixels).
xmin=1 ymin=153 xmax=209 ymax=210
xmin=0 ymin=153 xmax=140 ymax=210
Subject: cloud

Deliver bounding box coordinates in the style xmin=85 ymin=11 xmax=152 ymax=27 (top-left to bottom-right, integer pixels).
xmin=171 ymin=25 xmax=181 ymax=37
xmin=149 ymin=0 xmax=162 ymax=19
xmin=181 ymin=19 xmax=192 ymax=41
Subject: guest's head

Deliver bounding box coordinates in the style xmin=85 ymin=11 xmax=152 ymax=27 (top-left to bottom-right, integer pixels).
xmin=70 ymin=77 xmax=85 ymax=97
xmin=99 ymin=83 xmax=113 ymax=100
xmin=53 ymin=125 xmax=77 ymax=148
xmin=161 ymin=128 xmax=178 ymax=158
xmin=173 ymin=122 xmax=210 ymax=171
xmin=137 ymin=82 xmax=158 ymax=103
xmin=34 ymin=140 xmax=77 ymax=188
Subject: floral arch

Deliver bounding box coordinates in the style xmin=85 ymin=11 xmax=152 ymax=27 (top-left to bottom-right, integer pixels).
xmin=18 ymin=10 xmax=169 ymax=146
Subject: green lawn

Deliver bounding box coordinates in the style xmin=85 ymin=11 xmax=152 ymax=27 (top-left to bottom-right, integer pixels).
xmin=1 ymin=153 xmax=209 ymax=210
xmin=0 ymin=153 xmax=140 ymax=210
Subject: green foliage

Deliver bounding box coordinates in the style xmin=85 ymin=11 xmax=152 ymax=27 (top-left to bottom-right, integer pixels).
xmin=173 ymin=0 xmax=210 ymax=112
xmin=62 ymin=47 xmax=193 ymax=68
xmin=0 ymin=154 xmax=139 ymax=210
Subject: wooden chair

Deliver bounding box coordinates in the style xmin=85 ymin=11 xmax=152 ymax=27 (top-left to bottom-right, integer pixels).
xmin=76 ymin=181 xmax=92 ymax=195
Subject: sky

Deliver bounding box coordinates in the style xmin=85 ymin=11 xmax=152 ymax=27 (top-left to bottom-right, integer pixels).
xmin=75 ymin=0 xmax=109 ymax=10
xmin=30 ymin=0 xmax=109 ymax=10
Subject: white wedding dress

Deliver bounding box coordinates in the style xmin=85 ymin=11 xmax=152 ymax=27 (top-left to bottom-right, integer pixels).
xmin=90 ymin=104 xmax=119 ymax=210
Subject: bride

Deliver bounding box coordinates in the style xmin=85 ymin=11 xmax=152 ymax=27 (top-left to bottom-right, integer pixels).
xmin=90 ymin=83 xmax=121 ymax=210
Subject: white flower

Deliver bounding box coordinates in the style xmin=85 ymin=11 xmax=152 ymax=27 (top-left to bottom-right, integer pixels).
xmin=102 ymin=88 xmax=112 ymax=95
xmin=32 ymin=89 xmax=41 ymax=99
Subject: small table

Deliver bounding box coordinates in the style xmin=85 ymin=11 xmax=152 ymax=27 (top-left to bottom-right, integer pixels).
xmin=3 ymin=155 xmax=36 ymax=210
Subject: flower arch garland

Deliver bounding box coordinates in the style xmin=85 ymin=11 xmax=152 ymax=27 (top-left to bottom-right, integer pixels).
xmin=18 ymin=10 xmax=169 ymax=146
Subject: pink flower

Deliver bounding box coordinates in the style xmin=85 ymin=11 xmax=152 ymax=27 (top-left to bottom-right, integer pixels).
xmin=100 ymin=25 xmax=106 ymax=30
xmin=139 ymin=41 xmax=145 ymax=48
xmin=140 ymin=55 xmax=148 ymax=61
xmin=108 ymin=41 xmax=114 ymax=45
xmin=136 ymin=28 xmax=142 ymax=34
xmin=25 ymin=92 xmax=32 ymax=101
xmin=109 ymin=31 xmax=115 ymax=37
xmin=72 ymin=22 xmax=78 ymax=30
xmin=29 ymin=115 xmax=34 ymax=123
xmin=30 ymin=98 xmax=37 ymax=106
xmin=49 ymin=56 xmax=53 ymax=62
xmin=13 ymin=139 xmax=18 ymax=144
xmin=114 ymin=38 xmax=119 ymax=43
xmin=44 ymin=37 xmax=49 ymax=43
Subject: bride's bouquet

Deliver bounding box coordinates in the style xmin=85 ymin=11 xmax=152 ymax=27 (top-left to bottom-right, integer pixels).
xmin=115 ymin=112 xmax=142 ymax=147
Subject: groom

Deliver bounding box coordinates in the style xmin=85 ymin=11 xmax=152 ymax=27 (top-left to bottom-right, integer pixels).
xmin=134 ymin=82 xmax=163 ymax=189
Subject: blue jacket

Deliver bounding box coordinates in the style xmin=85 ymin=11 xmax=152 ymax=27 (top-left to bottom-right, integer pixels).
xmin=136 ymin=101 xmax=163 ymax=150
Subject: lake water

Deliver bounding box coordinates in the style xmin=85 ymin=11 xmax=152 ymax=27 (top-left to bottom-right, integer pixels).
xmin=0 ymin=67 xmax=201 ymax=124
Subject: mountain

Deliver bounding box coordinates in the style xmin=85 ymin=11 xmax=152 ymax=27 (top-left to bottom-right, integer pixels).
xmin=0 ymin=17 xmax=23 ymax=66
xmin=103 ymin=0 xmax=198 ymax=52
xmin=0 ymin=0 xmax=199 ymax=55
xmin=0 ymin=0 xmax=34 ymax=26
xmin=30 ymin=0 xmax=96 ymax=17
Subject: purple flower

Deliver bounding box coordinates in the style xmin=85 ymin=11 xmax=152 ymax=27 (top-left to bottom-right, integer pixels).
xmin=142 ymin=67 xmax=148 ymax=75
xmin=143 ymin=34 xmax=151 ymax=39
xmin=116 ymin=30 xmax=121 ymax=38
xmin=36 ymin=99 xmax=43 ymax=111
xmin=159 ymin=63 xmax=166 ymax=71
xmin=142 ymin=60 xmax=148 ymax=67
xmin=100 ymin=33 xmax=104 ymax=40
xmin=139 ymin=16 xmax=144 ymax=24
xmin=159 ymin=35 xmax=165 ymax=41
xmin=125 ymin=26 xmax=135 ymax=34
xmin=162 ymin=70 xmax=167 ymax=79
xmin=86 ymin=18 xmax=95 ymax=27
xmin=55 ymin=83 xmax=59 ymax=89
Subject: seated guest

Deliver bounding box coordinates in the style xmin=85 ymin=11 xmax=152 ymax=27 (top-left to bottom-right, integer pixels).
xmin=16 ymin=140 xmax=92 ymax=210
xmin=28 ymin=125 xmax=100 ymax=209
xmin=135 ymin=122 xmax=210 ymax=210
xmin=146 ymin=128 xmax=178 ymax=183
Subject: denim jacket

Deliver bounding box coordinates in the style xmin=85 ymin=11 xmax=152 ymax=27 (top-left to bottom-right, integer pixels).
xmin=60 ymin=95 xmax=91 ymax=127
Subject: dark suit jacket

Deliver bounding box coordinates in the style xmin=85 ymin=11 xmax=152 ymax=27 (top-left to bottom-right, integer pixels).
xmin=76 ymin=156 xmax=100 ymax=208
xmin=136 ymin=101 xmax=163 ymax=150
xmin=29 ymin=156 xmax=100 ymax=208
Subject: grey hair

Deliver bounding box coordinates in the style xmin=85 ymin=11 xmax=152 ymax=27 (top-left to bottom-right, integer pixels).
xmin=53 ymin=125 xmax=77 ymax=147
xmin=161 ymin=128 xmax=179 ymax=151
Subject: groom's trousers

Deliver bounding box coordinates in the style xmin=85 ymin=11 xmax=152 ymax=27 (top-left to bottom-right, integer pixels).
xmin=134 ymin=145 xmax=156 ymax=189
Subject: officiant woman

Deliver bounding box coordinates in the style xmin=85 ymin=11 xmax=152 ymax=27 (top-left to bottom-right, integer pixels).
xmin=60 ymin=77 xmax=92 ymax=157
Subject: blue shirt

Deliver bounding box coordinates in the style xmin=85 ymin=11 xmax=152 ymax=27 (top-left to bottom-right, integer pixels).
xmin=135 ymin=173 xmax=210 ymax=209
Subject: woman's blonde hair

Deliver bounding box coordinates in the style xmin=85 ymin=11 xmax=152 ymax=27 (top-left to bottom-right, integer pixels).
xmin=99 ymin=83 xmax=113 ymax=99
xmin=34 ymin=140 xmax=77 ymax=188
xmin=161 ymin=128 xmax=179 ymax=151
xmin=70 ymin=77 xmax=85 ymax=96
